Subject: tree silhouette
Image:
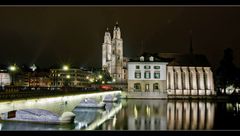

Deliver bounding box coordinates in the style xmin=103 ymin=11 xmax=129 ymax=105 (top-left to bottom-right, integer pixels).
xmin=215 ymin=48 xmax=239 ymax=94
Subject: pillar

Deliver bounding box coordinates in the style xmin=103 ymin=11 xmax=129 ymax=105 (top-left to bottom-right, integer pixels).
xmin=196 ymin=67 xmax=205 ymax=95
xmin=189 ymin=67 xmax=198 ymax=95
xmin=182 ymin=67 xmax=190 ymax=95
xmin=167 ymin=66 xmax=175 ymax=95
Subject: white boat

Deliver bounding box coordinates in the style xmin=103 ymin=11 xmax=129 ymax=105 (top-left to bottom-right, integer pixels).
xmin=77 ymin=98 xmax=105 ymax=108
xmin=0 ymin=109 xmax=75 ymax=124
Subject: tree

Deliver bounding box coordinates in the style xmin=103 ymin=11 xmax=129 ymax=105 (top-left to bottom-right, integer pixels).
xmin=215 ymin=48 xmax=238 ymax=94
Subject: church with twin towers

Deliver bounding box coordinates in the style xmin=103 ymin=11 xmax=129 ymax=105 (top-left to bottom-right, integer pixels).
xmin=102 ymin=22 xmax=128 ymax=83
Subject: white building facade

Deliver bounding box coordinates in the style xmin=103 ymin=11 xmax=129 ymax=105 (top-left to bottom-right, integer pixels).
xmin=127 ymin=54 xmax=215 ymax=98
xmin=0 ymin=71 xmax=11 ymax=86
xmin=102 ymin=22 xmax=127 ymax=83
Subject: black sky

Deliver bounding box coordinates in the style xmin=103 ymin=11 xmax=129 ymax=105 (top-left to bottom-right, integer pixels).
xmin=0 ymin=7 xmax=240 ymax=69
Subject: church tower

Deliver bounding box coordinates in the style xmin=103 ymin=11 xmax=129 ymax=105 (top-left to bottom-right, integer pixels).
xmin=102 ymin=28 xmax=112 ymax=72
xmin=111 ymin=22 xmax=123 ymax=82
xmin=102 ymin=22 xmax=125 ymax=83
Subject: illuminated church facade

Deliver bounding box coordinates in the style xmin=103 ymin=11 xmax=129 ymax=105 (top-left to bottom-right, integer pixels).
xmin=101 ymin=23 xmax=215 ymax=97
xmin=102 ymin=22 xmax=128 ymax=83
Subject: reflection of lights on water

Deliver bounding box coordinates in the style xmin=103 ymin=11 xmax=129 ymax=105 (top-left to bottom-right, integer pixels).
xmin=134 ymin=105 xmax=138 ymax=119
xmin=75 ymin=122 xmax=88 ymax=130
xmin=146 ymin=106 xmax=150 ymax=117
xmin=0 ymin=123 xmax=2 ymax=130
xmin=226 ymin=103 xmax=233 ymax=111
xmin=112 ymin=116 xmax=117 ymax=128
xmin=227 ymin=102 xmax=240 ymax=113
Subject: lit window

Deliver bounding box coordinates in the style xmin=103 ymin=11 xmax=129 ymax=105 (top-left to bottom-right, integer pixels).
xmin=135 ymin=72 xmax=141 ymax=79
xmin=144 ymin=71 xmax=151 ymax=79
xmin=144 ymin=65 xmax=151 ymax=69
xmin=154 ymin=72 xmax=160 ymax=79
xmin=136 ymin=65 xmax=140 ymax=69
xmin=154 ymin=66 xmax=160 ymax=69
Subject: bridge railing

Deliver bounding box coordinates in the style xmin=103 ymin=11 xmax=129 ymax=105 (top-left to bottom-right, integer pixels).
xmin=0 ymin=87 xmax=120 ymax=100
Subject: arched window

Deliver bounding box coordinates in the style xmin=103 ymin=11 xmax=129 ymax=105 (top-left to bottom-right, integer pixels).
xmin=134 ymin=83 xmax=141 ymax=92
xmin=153 ymin=83 xmax=159 ymax=91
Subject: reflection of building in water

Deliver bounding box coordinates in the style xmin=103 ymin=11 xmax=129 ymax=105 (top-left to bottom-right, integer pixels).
xmin=226 ymin=102 xmax=240 ymax=114
xmin=167 ymin=101 xmax=215 ymax=130
xmin=126 ymin=100 xmax=167 ymax=130
xmin=125 ymin=100 xmax=215 ymax=130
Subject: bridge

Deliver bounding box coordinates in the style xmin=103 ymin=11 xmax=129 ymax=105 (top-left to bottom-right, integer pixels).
xmin=0 ymin=90 xmax=122 ymax=123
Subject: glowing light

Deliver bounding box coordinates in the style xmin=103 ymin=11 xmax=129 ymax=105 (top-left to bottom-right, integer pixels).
xmin=8 ymin=65 xmax=16 ymax=72
xmin=66 ymin=75 xmax=70 ymax=79
xmin=89 ymin=78 xmax=94 ymax=82
xmin=63 ymin=65 xmax=69 ymax=71
xmin=134 ymin=105 xmax=138 ymax=119
xmin=30 ymin=64 xmax=37 ymax=71
xmin=86 ymin=76 xmax=89 ymax=79
xmin=98 ymin=75 xmax=103 ymax=79
xmin=112 ymin=79 xmax=116 ymax=82
xmin=102 ymin=81 xmax=105 ymax=84
xmin=146 ymin=106 xmax=150 ymax=117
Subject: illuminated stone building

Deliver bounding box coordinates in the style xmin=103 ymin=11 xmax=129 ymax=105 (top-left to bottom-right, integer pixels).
xmin=102 ymin=22 xmax=128 ymax=83
xmin=0 ymin=70 xmax=11 ymax=87
xmin=50 ymin=68 xmax=92 ymax=87
xmin=127 ymin=53 xmax=215 ymax=98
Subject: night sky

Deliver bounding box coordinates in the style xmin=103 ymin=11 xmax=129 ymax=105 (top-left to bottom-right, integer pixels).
xmin=0 ymin=7 xmax=240 ymax=69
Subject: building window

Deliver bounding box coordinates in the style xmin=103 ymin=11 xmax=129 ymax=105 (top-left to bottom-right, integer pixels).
xmin=153 ymin=83 xmax=159 ymax=90
xmin=134 ymin=83 xmax=141 ymax=91
xmin=135 ymin=72 xmax=141 ymax=79
xmin=154 ymin=66 xmax=160 ymax=69
xmin=149 ymin=56 xmax=154 ymax=61
xmin=144 ymin=65 xmax=151 ymax=69
xmin=144 ymin=71 xmax=151 ymax=79
xmin=154 ymin=72 xmax=160 ymax=79
xmin=136 ymin=65 xmax=140 ymax=69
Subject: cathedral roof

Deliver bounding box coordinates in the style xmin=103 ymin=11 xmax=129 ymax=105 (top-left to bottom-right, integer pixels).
xmin=158 ymin=53 xmax=211 ymax=67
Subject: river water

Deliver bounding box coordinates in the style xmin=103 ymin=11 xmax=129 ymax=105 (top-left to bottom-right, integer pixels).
xmin=0 ymin=99 xmax=240 ymax=130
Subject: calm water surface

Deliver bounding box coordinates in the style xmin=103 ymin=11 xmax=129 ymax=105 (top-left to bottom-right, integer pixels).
xmin=0 ymin=99 xmax=240 ymax=130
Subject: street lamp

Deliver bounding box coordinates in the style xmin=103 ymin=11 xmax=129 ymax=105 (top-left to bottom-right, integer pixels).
xmin=8 ymin=64 xmax=17 ymax=85
xmin=63 ymin=65 xmax=69 ymax=71
xmin=66 ymin=74 xmax=71 ymax=79
xmin=62 ymin=65 xmax=70 ymax=87
xmin=98 ymin=75 xmax=103 ymax=79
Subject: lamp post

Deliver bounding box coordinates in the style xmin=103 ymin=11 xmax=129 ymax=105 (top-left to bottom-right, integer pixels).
xmin=62 ymin=65 xmax=70 ymax=87
xmin=8 ymin=64 xmax=17 ymax=86
xmin=30 ymin=64 xmax=37 ymax=88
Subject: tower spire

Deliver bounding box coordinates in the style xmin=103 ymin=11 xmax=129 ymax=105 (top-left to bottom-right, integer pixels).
xmin=189 ymin=30 xmax=193 ymax=54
